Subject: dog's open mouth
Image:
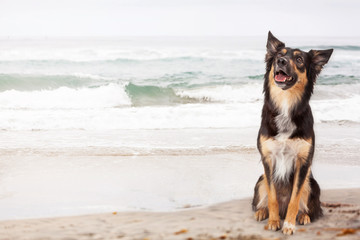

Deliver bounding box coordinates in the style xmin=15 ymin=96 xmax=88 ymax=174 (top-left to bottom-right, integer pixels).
xmin=275 ymin=70 xmax=293 ymax=83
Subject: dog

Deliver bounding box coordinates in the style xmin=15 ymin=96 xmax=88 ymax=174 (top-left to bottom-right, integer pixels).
xmin=252 ymin=31 xmax=333 ymax=235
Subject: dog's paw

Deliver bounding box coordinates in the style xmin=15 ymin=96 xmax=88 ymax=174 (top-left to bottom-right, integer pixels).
xmin=282 ymin=221 xmax=296 ymax=235
xmin=298 ymin=213 xmax=311 ymax=225
xmin=255 ymin=208 xmax=268 ymax=221
xmin=265 ymin=219 xmax=280 ymax=231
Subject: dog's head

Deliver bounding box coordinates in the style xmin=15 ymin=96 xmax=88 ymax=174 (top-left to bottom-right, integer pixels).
xmin=265 ymin=31 xmax=333 ymax=91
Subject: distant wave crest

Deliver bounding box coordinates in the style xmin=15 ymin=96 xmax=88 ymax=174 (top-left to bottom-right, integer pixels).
xmin=0 ymin=73 xmax=113 ymax=92
xmin=125 ymin=83 xmax=202 ymax=106
xmin=298 ymin=45 xmax=360 ymax=51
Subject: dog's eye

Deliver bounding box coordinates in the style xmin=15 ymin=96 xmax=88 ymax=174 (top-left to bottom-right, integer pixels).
xmin=296 ymin=57 xmax=303 ymax=63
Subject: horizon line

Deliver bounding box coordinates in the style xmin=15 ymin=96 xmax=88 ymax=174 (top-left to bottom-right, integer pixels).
xmin=0 ymin=34 xmax=360 ymax=39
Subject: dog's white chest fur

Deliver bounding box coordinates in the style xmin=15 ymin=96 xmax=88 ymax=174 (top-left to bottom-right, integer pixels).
xmin=271 ymin=101 xmax=297 ymax=182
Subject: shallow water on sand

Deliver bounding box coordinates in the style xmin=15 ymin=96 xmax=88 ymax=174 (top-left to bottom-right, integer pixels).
xmin=0 ymin=124 xmax=359 ymax=220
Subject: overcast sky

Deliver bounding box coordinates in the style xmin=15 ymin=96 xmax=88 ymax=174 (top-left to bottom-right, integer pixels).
xmin=0 ymin=0 xmax=359 ymax=37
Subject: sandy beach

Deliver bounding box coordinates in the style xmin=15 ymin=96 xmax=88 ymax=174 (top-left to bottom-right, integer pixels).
xmin=0 ymin=188 xmax=358 ymax=240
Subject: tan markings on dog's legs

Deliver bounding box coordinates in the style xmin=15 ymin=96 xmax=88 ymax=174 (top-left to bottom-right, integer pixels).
xmin=265 ymin=180 xmax=281 ymax=231
xmin=298 ymin=160 xmax=311 ymax=225
xmin=299 ymin=178 xmax=310 ymax=214
xmin=256 ymin=176 xmax=268 ymax=209
xmin=255 ymin=207 xmax=269 ymax=221
xmin=298 ymin=212 xmax=311 ymax=225
xmin=259 ymin=135 xmax=281 ymax=231
xmin=282 ymin=169 xmax=303 ymax=235
xmin=259 ymin=135 xmax=274 ymax=156
xmin=283 ymin=138 xmax=312 ymax=235
xmin=254 ymin=174 xmax=269 ymax=221
xmin=296 ymin=138 xmax=312 ymax=165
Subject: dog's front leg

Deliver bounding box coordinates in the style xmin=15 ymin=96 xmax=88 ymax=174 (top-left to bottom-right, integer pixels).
xmin=259 ymin=135 xmax=281 ymax=231
xmin=282 ymin=139 xmax=313 ymax=235
xmin=264 ymin=171 xmax=281 ymax=231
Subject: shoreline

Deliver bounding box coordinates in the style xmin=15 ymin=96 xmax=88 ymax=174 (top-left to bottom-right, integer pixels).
xmin=0 ymin=188 xmax=359 ymax=240
xmin=1 ymin=123 xmax=360 ymax=221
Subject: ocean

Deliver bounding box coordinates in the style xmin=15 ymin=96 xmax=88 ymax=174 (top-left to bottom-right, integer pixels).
xmin=0 ymin=36 xmax=359 ymax=220
xmin=0 ymin=36 xmax=359 ymax=131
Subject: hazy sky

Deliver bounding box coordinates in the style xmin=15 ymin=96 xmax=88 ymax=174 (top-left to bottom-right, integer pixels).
xmin=0 ymin=0 xmax=359 ymax=37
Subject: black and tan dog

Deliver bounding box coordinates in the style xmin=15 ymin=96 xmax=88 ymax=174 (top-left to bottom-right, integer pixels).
xmin=252 ymin=32 xmax=333 ymax=235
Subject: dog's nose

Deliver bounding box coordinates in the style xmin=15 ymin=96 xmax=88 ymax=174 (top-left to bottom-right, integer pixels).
xmin=277 ymin=57 xmax=287 ymax=66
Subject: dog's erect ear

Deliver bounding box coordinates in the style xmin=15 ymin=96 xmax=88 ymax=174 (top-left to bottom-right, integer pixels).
xmin=266 ymin=31 xmax=285 ymax=55
xmin=309 ymin=49 xmax=333 ymax=74
xmin=266 ymin=31 xmax=285 ymax=63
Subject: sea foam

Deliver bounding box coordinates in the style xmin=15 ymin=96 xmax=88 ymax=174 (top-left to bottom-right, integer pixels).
xmin=0 ymin=37 xmax=359 ymax=131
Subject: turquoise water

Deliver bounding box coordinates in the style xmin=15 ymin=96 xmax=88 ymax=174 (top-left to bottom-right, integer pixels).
xmin=0 ymin=37 xmax=359 ymax=129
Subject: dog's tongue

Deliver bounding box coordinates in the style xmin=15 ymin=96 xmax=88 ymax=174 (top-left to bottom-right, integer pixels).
xmin=275 ymin=73 xmax=287 ymax=82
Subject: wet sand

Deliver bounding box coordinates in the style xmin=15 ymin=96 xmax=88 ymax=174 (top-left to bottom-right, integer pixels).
xmin=0 ymin=188 xmax=359 ymax=240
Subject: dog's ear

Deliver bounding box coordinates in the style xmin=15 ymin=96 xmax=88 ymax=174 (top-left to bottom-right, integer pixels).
xmin=309 ymin=49 xmax=333 ymax=74
xmin=266 ymin=31 xmax=285 ymax=62
xmin=267 ymin=31 xmax=285 ymax=53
